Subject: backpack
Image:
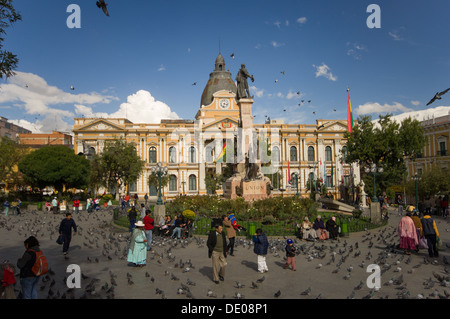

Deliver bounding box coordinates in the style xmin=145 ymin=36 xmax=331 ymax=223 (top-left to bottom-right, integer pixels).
xmin=28 ymin=249 xmax=48 ymax=276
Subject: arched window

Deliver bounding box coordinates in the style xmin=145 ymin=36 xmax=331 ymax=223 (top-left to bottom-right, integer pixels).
xmin=290 ymin=146 xmax=298 ymax=162
xmin=149 ymin=146 xmax=157 ymax=163
xmin=188 ymin=146 xmax=196 ymax=163
xmin=169 ymin=146 xmax=177 ymax=163
xmin=188 ymin=174 xmax=197 ymax=191
xmin=169 ymin=175 xmax=177 ymax=192
xmin=325 ymin=146 xmax=332 ymax=162
xmin=87 ymin=147 xmax=96 ymax=161
xmin=308 ymin=146 xmax=314 ymax=162
xmin=272 ymin=146 xmax=280 ymax=163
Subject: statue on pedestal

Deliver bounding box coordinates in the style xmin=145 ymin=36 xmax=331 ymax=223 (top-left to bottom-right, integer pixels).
xmin=358 ymin=180 xmax=368 ymax=208
xmin=236 ymin=64 xmax=254 ymax=100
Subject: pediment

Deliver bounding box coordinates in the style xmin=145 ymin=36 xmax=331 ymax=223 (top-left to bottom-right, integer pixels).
xmin=74 ymin=119 xmax=126 ymax=132
xmin=202 ymin=117 xmax=239 ymax=130
xmin=318 ymin=121 xmax=348 ymax=132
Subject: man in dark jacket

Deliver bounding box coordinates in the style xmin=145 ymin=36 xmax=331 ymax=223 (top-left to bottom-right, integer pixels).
xmin=421 ymin=214 xmax=440 ymax=258
xmin=207 ymin=222 xmax=228 ymax=284
xmin=59 ymin=213 xmax=77 ymax=257
xmin=17 ymin=236 xmax=41 ymax=299
xmin=252 ymin=228 xmax=269 ymax=273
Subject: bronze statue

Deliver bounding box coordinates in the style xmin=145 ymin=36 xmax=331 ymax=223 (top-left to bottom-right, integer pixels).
xmin=236 ymin=64 xmax=254 ymax=100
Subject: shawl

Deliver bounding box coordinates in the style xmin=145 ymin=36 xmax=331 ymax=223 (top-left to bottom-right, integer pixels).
xmin=397 ymin=216 xmax=418 ymax=244
xmin=129 ymin=228 xmax=146 ymax=253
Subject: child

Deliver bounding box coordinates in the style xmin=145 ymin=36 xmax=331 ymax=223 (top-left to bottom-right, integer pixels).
xmin=284 ymin=239 xmax=296 ymax=271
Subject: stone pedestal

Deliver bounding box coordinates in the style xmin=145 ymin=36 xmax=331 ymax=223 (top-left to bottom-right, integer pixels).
xmin=370 ymin=202 xmax=382 ymax=225
xmin=153 ymin=204 xmax=166 ymax=225
xmin=224 ymin=176 xmax=271 ymax=201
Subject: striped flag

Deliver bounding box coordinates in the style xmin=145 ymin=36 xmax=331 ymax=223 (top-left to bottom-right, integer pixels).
xmin=347 ymin=88 xmax=353 ymax=133
xmin=214 ymin=140 xmax=226 ymax=163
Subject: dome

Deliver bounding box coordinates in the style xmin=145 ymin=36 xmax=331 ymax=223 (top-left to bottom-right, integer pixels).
xmin=200 ymin=54 xmax=237 ymax=107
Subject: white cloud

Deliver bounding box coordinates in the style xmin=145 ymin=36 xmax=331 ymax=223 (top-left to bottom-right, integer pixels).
xmin=388 ymin=106 xmax=450 ymax=123
xmin=388 ymin=27 xmax=406 ymax=41
xmin=355 ymin=102 xmax=414 ymax=115
xmin=313 ymin=63 xmax=337 ymax=81
xmin=250 ymin=86 xmax=264 ymax=98
xmin=296 ymin=17 xmax=307 ymax=24
xmin=286 ymin=90 xmax=302 ymax=100
xmin=346 ymin=43 xmax=367 ymax=60
xmin=157 ymin=64 xmax=166 ymax=72
xmin=273 ymin=21 xmax=281 ymax=28
xmin=411 ymin=100 xmax=420 ymax=106
xmin=276 ymin=92 xmax=284 ymax=98
xmin=271 ymin=41 xmax=285 ymax=48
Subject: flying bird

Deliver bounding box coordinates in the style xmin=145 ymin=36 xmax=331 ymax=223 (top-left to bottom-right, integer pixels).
xmin=70 ymin=85 xmax=75 ymax=90
xmin=192 ymin=82 xmax=197 ymax=86
xmin=230 ymin=53 xmax=235 ymax=59
xmin=426 ymin=88 xmax=450 ymax=106
xmin=96 ymin=0 xmax=109 ymax=16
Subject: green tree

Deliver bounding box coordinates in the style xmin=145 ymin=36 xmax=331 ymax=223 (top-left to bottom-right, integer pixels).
xmin=18 ymin=145 xmax=90 ymax=192
xmin=404 ymin=166 xmax=450 ymax=201
xmin=0 ymin=0 xmax=22 ymax=79
xmin=0 ymin=136 xmax=26 ymax=189
xmin=345 ymin=114 xmax=426 ymax=195
xmin=89 ymin=139 xmax=144 ymax=199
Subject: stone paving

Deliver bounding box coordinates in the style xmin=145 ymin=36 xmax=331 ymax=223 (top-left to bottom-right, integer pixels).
xmin=1 ymin=206 xmax=449 ymax=300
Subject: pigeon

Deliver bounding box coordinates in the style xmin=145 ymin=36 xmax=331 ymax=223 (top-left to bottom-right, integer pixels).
xmin=251 ymin=281 xmax=258 ymax=289
xmin=207 ymin=289 xmax=217 ymax=298
xmin=354 ymin=281 xmax=364 ymax=290
xmin=235 ymin=292 xmax=245 ymax=299
xmin=274 ymin=290 xmax=281 ymax=298
xmin=234 ymin=281 xmax=245 ymax=289
xmin=300 ymin=287 xmax=311 ymax=296
xmin=256 ymin=276 xmax=265 ymax=283
xmin=426 ymin=88 xmax=450 ymax=106
xmin=96 ymin=0 xmax=109 ymax=16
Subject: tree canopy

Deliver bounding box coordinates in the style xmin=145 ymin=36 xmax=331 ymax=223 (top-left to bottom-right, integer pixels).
xmin=18 ymin=145 xmax=91 ymax=192
xmin=89 ymin=139 xmax=144 ymax=197
xmin=344 ymin=114 xmax=426 ymax=194
xmin=0 ymin=0 xmax=22 ymax=79
xmin=0 ymin=136 xmax=26 ymax=188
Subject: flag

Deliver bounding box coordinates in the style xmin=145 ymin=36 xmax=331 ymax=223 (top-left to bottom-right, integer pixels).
xmin=288 ymin=161 xmax=291 ymax=183
xmin=324 ymin=159 xmax=327 ymax=187
xmin=347 ymin=88 xmax=353 ymax=133
xmin=214 ymin=140 xmax=226 ymax=163
xmin=331 ymin=164 xmax=334 ymax=187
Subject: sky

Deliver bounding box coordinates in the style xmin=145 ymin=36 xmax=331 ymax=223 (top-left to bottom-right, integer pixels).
xmin=0 ymin=0 xmax=449 ymax=134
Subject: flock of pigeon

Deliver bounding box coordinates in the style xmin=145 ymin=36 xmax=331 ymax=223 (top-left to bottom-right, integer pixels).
xmin=1 ymin=207 xmax=450 ymax=299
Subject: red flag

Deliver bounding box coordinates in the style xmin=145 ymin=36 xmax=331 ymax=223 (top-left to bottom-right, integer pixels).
xmin=347 ymin=88 xmax=354 ymax=133
xmin=288 ymin=161 xmax=291 ymax=183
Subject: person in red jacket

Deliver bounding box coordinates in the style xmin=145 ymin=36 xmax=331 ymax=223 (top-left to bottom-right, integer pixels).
xmin=143 ymin=209 xmax=154 ymax=251
xmin=73 ymin=198 xmax=80 ymax=214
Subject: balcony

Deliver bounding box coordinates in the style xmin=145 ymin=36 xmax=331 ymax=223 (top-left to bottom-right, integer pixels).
xmin=437 ymin=149 xmax=447 ymax=156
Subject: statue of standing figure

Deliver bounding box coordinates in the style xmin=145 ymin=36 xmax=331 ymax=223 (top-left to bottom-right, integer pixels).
xmin=236 ymin=64 xmax=254 ymax=100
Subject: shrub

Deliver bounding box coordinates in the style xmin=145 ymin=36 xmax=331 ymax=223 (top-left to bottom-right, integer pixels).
xmin=182 ymin=209 xmax=195 ymax=220
xmin=352 ymin=209 xmax=363 ymax=219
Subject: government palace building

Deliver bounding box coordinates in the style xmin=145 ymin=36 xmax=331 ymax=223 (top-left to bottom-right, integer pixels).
xmin=72 ymin=54 xmax=360 ymax=200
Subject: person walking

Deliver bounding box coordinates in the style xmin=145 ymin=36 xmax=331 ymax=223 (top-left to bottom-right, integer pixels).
xmin=127 ymin=221 xmax=148 ymax=267
xmin=127 ymin=205 xmax=138 ymax=233
xmin=252 ymin=228 xmax=269 ymax=273
xmin=143 ymin=209 xmax=154 ymax=250
xmin=396 ymin=195 xmax=404 ymax=216
xmin=3 ymin=199 xmax=10 ymax=216
xmin=421 ymin=212 xmax=440 ymax=258
xmin=222 ymin=215 xmax=236 ymax=256
xmin=284 ymin=239 xmax=296 ymax=271
xmin=207 ymin=223 xmax=228 ymax=284
xmin=397 ymin=212 xmax=419 ymax=255
xmin=59 ymin=213 xmax=77 ymax=257
xmin=16 ymin=236 xmax=43 ymax=299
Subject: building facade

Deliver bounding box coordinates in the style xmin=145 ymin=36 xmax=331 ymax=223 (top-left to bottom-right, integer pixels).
xmin=0 ymin=116 xmax=32 ymax=142
xmin=18 ymin=131 xmax=73 ymax=149
xmin=72 ymin=54 xmax=360 ymax=199
xmin=406 ymin=113 xmax=450 ymax=177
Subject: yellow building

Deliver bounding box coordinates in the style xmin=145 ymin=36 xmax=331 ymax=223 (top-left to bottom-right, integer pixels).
xmin=407 ymin=113 xmax=450 ymax=177
xmin=72 ymin=54 xmax=359 ymax=199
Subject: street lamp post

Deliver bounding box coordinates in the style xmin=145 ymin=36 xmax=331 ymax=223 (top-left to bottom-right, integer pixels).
xmin=151 ymin=162 xmax=168 ymax=206
xmin=364 ymin=163 xmax=384 ymax=202
xmin=413 ymin=173 xmax=420 ymax=209
xmin=292 ymin=172 xmax=299 ymax=197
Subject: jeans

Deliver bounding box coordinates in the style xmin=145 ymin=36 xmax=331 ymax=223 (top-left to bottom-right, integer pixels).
xmin=172 ymin=227 xmax=182 ymax=239
xmin=227 ymin=237 xmax=235 ymax=255
xmin=129 ymin=219 xmax=136 ymax=233
xmin=62 ymin=234 xmax=72 ymax=253
xmin=21 ymin=276 xmax=39 ymax=299
xmin=425 ymin=234 xmax=439 ymax=257
xmin=145 ymin=230 xmax=153 ymax=249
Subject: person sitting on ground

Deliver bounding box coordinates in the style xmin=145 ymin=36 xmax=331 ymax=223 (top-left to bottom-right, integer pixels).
xmin=313 ymin=215 xmax=329 ymax=240
xmin=326 ymin=216 xmax=339 ymax=240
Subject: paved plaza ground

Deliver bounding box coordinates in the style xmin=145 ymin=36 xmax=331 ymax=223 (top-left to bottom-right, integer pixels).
xmin=1 ymin=206 xmax=449 ymax=301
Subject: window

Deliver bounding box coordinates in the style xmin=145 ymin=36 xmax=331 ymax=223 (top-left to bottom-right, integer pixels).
xmin=439 ymin=141 xmax=446 ymax=156
xmin=308 ymin=146 xmax=315 ymax=162
xmin=169 ymin=175 xmax=177 ymax=191
xmin=129 ymin=181 xmax=137 ymax=193
xmin=189 ymin=174 xmax=197 ymax=191
xmin=341 ymin=146 xmax=348 ymax=163
xmin=326 ymin=176 xmax=332 ymax=188
xmin=169 ymin=146 xmax=177 ymax=163
xmin=325 ymin=146 xmax=332 ymax=162
xmin=290 ymin=146 xmax=297 ymax=162
xmin=206 ymin=146 xmax=214 ymax=162
xmin=149 ymin=146 xmax=157 ymax=163
xmin=189 ymin=146 xmax=196 ymax=163
xmin=87 ymin=147 xmax=96 ymax=161
xmin=272 ymin=146 xmax=280 ymax=163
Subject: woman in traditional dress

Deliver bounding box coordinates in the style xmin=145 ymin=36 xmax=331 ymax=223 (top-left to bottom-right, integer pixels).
xmin=127 ymin=221 xmax=148 ymax=267
xmin=301 ymin=217 xmax=318 ymax=240
xmin=313 ymin=215 xmax=329 ymax=240
xmin=397 ymin=212 xmax=419 ymax=255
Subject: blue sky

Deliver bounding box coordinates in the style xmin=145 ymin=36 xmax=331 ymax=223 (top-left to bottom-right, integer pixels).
xmin=1 ymin=0 xmax=449 ymax=133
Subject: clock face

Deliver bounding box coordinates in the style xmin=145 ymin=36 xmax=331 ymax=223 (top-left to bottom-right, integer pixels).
xmin=219 ymin=99 xmax=230 ymax=109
